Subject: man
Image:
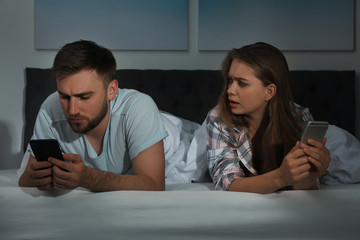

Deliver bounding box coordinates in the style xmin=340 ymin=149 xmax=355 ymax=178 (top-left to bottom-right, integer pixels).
xmin=18 ymin=40 xmax=168 ymax=191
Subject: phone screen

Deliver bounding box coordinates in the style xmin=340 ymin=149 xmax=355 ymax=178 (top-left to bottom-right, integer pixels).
xmin=29 ymin=139 xmax=64 ymax=161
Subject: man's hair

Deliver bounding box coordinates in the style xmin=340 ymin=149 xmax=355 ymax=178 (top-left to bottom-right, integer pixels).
xmin=52 ymin=40 xmax=116 ymax=87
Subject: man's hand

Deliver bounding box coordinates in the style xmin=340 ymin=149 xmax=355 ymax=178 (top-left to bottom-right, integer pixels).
xmin=29 ymin=157 xmax=53 ymax=190
xmin=46 ymin=140 xmax=165 ymax=192
xmin=48 ymin=153 xmax=87 ymax=190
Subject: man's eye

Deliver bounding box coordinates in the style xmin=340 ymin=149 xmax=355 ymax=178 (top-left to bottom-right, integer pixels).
xmin=79 ymin=96 xmax=90 ymax=100
xmin=60 ymin=95 xmax=70 ymax=100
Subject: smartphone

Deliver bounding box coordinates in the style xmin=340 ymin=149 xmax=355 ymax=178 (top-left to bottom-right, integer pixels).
xmin=299 ymin=121 xmax=329 ymax=147
xmin=29 ymin=139 xmax=64 ymax=161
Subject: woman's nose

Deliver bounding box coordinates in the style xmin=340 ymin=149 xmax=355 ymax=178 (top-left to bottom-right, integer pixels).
xmin=227 ymin=82 xmax=236 ymax=95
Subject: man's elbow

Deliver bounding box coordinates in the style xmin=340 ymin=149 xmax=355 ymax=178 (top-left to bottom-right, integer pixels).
xmin=151 ymin=179 xmax=165 ymax=191
xmin=148 ymin=176 xmax=165 ymax=191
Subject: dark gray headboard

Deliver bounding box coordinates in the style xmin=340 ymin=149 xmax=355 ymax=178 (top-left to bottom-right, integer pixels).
xmin=24 ymin=68 xmax=355 ymax=151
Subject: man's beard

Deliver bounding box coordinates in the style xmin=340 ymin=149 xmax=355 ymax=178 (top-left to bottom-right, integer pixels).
xmin=68 ymin=97 xmax=109 ymax=134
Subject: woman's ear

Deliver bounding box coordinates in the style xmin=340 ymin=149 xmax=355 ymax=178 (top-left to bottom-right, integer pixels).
xmin=107 ymin=79 xmax=118 ymax=101
xmin=265 ymin=83 xmax=277 ymax=101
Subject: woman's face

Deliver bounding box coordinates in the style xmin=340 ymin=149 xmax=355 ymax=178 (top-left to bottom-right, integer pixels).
xmin=227 ymin=59 xmax=273 ymax=121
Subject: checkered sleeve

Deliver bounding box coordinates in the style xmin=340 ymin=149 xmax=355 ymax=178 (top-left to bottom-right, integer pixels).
xmin=206 ymin=108 xmax=245 ymax=191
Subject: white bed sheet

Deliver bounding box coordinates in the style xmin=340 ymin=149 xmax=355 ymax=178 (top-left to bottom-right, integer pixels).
xmin=1 ymin=169 xmax=359 ymax=240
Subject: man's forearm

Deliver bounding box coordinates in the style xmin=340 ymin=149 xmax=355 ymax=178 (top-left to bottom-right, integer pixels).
xmin=18 ymin=170 xmax=33 ymax=187
xmin=80 ymin=166 xmax=165 ymax=192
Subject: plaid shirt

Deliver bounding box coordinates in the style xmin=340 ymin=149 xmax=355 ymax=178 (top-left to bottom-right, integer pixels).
xmin=206 ymin=105 xmax=313 ymax=191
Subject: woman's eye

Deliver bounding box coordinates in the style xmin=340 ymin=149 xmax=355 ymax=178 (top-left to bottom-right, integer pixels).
xmin=233 ymin=79 xmax=247 ymax=87
xmin=238 ymin=81 xmax=247 ymax=87
xmin=228 ymin=78 xmax=247 ymax=87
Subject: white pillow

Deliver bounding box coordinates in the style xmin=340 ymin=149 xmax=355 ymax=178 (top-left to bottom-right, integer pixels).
xmin=320 ymin=125 xmax=360 ymax=185
xmin=161 ymin=111 xmax=210 ymax=184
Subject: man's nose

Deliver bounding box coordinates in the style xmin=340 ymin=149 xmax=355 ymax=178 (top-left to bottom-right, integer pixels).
xmin=69 ymin=98 xmax=79 ymax=116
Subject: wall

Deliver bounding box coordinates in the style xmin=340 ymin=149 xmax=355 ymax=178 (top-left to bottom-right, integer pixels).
xmin=0 ymin=0 xmax=359 ymax=169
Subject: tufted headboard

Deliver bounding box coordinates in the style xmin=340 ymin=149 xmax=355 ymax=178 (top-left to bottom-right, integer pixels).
xmin=23 ymin=68 xmax=355 ymax=152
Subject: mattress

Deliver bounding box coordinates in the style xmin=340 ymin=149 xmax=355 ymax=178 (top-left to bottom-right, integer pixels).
xmin=1 ymin=169 xmax=359 ymax=240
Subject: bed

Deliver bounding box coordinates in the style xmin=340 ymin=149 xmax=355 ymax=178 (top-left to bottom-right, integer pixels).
xmin=1 ymin=68 xmax=359 ymax=239
xmin=1 ymin=169 xmax=360 ymax=239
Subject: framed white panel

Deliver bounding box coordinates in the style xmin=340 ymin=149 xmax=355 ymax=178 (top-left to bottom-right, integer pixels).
xmin=35 ymin=0 xmax=188 ymax=50
xmin=199 ymin=0 xmax=354 ymax=51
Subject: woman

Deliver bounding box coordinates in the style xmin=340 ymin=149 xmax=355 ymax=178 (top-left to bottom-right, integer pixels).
xmin=206 ymin=42 xmax=330 ymax=193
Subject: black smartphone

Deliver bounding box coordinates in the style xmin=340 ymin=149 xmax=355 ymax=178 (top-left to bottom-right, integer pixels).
xmin=29 ymin=139 xmax=64 ymax=161
xmin=299 ymin=121 xmax=329 ymax=147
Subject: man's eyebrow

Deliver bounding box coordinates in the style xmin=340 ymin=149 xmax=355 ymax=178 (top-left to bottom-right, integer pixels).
xmin=57 ymin=90 xmax=94 ymax=97
xmin=57 ymin=90 xmax=68 ymax=96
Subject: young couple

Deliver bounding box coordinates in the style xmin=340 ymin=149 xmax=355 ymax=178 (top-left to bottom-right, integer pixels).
xmin=18 ymin=40 xmax=331 ymax=193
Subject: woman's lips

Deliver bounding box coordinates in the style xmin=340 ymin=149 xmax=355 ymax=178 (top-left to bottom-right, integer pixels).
xmin=229 ymin=99 xmax=239 ymax=107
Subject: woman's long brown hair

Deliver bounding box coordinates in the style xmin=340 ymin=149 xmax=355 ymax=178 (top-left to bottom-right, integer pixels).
xmin=218 ymin=42 xmax=303 ymax=174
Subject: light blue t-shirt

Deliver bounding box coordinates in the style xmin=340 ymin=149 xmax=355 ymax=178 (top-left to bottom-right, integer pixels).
xmin=29 ymin=89 xmax=168 ymax=175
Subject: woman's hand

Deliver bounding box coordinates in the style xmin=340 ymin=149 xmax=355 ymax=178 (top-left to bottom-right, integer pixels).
xmin=276 ymin=142 xmax=313 ymax=188
xmin=300 ymin=138 xmax=331 ymax=178
xmin=292 ymin=138 xmax=331 ymax=190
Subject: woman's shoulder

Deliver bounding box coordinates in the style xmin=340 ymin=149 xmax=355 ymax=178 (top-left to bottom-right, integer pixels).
xmin=207 ymin=105 xmax=219 ymax=116
xmin=206 ymin=106 xmax=221 ymax=123
xmin=294 ymin=103 xmax=314 ymax=123
xmin=206 ymin=106 xmax=246 ymax=134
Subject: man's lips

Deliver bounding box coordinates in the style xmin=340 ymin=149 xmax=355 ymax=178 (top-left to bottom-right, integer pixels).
xmin=69 ymin=117 xmax=86 ymax=123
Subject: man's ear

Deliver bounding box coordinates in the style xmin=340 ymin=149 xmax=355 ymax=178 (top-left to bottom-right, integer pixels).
xmin=265 ymin=83 xmax=277 ymax=101
xmin=107 ymin=79 xmax=118 ymax=101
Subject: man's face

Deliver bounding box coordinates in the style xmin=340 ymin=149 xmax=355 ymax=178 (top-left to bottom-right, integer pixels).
xmin=57 ymin=69 xmax=109 ymax=134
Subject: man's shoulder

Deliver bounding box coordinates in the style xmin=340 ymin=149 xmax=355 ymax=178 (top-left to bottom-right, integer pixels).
xmin=42 ymin=91 xmax=59 ymax=106
xmin=117 ymin=88 xmax=152 ymax=101
xmin=39 ymin=92 xmax=65 ymax=121
xmin=112 ymin=88 xmax=156 ymax=112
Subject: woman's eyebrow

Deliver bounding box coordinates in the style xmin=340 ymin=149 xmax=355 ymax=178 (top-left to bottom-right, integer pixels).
xmin=229 ymin=76 xmax=250 ymax=81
